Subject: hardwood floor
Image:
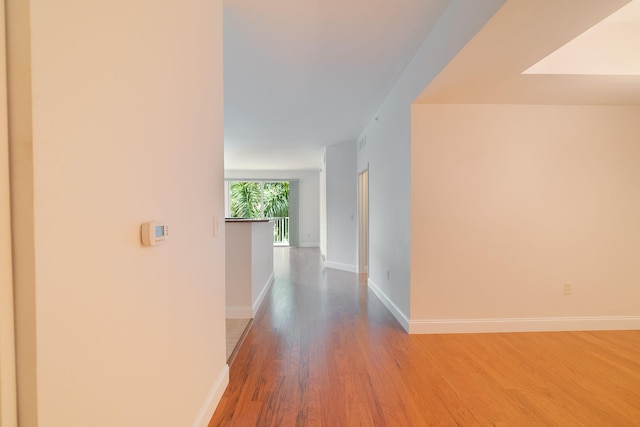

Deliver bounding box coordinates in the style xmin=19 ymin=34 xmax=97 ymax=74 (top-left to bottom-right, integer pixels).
xmin=210 ymin=247 xmax=640 ymax=426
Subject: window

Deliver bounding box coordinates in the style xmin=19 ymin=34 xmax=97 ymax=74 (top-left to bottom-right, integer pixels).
xmin=225 ymin=180 xmax=290 ymax=245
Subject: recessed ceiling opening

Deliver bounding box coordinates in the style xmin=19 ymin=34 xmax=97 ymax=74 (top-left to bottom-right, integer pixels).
xmin=523 ymin=0 xmax=640 ymax=76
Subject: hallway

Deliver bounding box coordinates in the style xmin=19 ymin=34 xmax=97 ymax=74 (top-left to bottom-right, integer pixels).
xmin=210 ymin=248 xmax=640 ymax=426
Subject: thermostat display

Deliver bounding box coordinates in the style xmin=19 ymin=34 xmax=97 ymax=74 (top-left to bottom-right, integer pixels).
xmin=141 ymin=221 xmax=168 ymax=246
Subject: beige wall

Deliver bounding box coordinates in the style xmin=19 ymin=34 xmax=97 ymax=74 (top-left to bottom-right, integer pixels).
xmin=6 ymin=0 xmax=37 ymax=423
xmin=411 ymin=104 xmax=640 ymax=333
xmin=1 ymin=0 xmax=18 ymax=424
xmin=8 ymin=0 xmax=227 ymax=425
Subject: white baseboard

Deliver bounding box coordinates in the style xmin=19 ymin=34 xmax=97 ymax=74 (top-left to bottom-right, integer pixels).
xmin=299 ymin=242 xmax=319 ymax=248
xmin=191 ymin=364 xmax=229 ymax=427
xmin=324 ymin=261 xmax=358 ymax=273
xmin=365 ymin=279 xmax=640 ymax=335
xmin=409 ymin=316 xmax=640 ymax=334
xmin=367 ymin=278 xmax=410 ymax=332
xmin=252 ymin=272 xmax=274 ymax=316
xmin=226 ymin=306 xmax=253 ymax=319
xmin=227 ymin=272 xmax=274 ymax=319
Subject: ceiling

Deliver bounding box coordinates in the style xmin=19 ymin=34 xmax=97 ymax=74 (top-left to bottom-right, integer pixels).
xmin=524 ymin=0 xmax=640 ymax=76
xmin=224 ymin=0 xmax=640 ymax=171
xmin=417 ymin=0 xmax=640 ymax=105
xmin=223 ymin=0 xmax=452 ymax=170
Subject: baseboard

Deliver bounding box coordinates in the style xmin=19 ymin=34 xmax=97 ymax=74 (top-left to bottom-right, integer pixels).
xmin=299 ymin=242 xmax=319 ymax=248
xmin=226 ymin=306 xmax=253 ymax=319
xmin=324 ymin=261 xmax=357 ymax=273
xmin=191 ymin=364 xmax=229 ymax=427
xmin=409 ymin=316 xmax=640 ymax=334
xmin=367 ymin=278 xmax=410 ymax=332
xmin=228 ymin=272 xmax=274 ymax=319
xmin=252 ymin=272 xmax=274 ymax=316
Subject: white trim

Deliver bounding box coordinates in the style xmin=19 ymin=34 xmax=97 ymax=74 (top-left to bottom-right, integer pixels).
xmin=225 ymin=306 xmax=253 ymax=319
xmin=367 ymin=278 xmax=410 ymax=332
xmin=298 ymin=242 xmax=319 ymax=248
xmin=324 ymin=261 xmax=358 ymax=273
xmin=226 ymin=272 xmax=274 ymax=319
xmin=252 ymin=272 xmax=274 ymax=317
xmin=409 ymin=316 xmax=640 ymax=335
xmin=191 ymin=364 xmax=229 ymax=427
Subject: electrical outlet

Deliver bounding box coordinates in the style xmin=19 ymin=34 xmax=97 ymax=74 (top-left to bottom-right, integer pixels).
xmin=564 ymin=283 xmax=572 ymax=295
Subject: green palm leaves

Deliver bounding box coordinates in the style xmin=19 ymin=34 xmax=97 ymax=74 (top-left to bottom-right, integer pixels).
xmin=263 ymin=182 xmax=289 ymax=218
xmin=229 ymin=182 xmax=262 ymax=218
xmin=229 ymin=181 xmax=289 ymax=219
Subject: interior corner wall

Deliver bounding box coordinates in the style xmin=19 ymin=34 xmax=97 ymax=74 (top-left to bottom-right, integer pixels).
xmin=325 ymin=141 xmax=357 ymax=272
xmin=224 ymin=169 xmax=320 ymax=247
xmin=410 ymin=104 xmax=640 ymax=333
xmin=9 ymin=0 xmax=228 ymax=426
xmin=357 ymin=0 xmax=505 ymax=329
xmin=0 ymin=139 xmax=17 ymax=427
xmin=0 ymin=0 xmax=18 ymax=422
xmin=6 ymin=0 xmax=38 ymax=423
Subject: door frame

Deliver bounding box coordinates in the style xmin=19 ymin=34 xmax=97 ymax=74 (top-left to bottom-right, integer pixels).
xmin=358 ymin=168 xmax=369 ymax=275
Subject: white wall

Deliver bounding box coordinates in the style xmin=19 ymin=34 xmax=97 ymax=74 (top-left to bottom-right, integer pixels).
xmin=319 ymin=153 xmax=327 ymax=258
xmin=411 ymin=104 xmax=640 ymax=333
xmin=8 ymin=0 xmax=227 ymax=426
xmin=251 ymin=222 xmax=274 ymax=313
xmin=225 ymin=223 xmax=252 ymax=316
xmin=225 ymin=169 xmax=320 ymax=247
xmin=357 ymin=0 xmax=505 ymax=329
xmin=226 ymin=221 xmax=274 ymax=318
xmin=325 ymin=141 xmax=358 ymax=272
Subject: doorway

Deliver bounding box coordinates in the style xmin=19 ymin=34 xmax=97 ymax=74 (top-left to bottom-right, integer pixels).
xmin=358 ymin=169 xmax=369 ymax=275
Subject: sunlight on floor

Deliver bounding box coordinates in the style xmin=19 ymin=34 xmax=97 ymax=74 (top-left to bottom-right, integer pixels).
xmin=225 ymin=318 xmax=251 ymax=360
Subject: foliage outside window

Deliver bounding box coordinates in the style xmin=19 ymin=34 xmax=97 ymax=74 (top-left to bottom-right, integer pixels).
xmin=263 ymin=182 xmax=289 ymax=218
xmin=228 ymin=181 xmax=290 ymax=244
xmin=229 ymin=182 xmax=262 ymax=218
xmin=229 ymin=181 xmax=289 ymax=219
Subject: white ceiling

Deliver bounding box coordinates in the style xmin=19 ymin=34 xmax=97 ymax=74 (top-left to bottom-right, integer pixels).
xmin=223 ymin=0 xmax=452 ymax=170
xmin=224 ymin=0 xmax=640 ymax=171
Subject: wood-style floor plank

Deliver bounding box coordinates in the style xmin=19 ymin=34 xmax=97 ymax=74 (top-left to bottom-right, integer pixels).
xmin=210 ymin=248 xmax=640 ymax=426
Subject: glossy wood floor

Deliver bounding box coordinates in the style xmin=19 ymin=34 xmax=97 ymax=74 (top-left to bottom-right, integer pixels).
xmin=210 ymin=248 xmax=640 ymax=426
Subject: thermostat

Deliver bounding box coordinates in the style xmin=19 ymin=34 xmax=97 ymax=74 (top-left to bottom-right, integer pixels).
xmin=141 ymin=221 xmax=169 ymax=246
